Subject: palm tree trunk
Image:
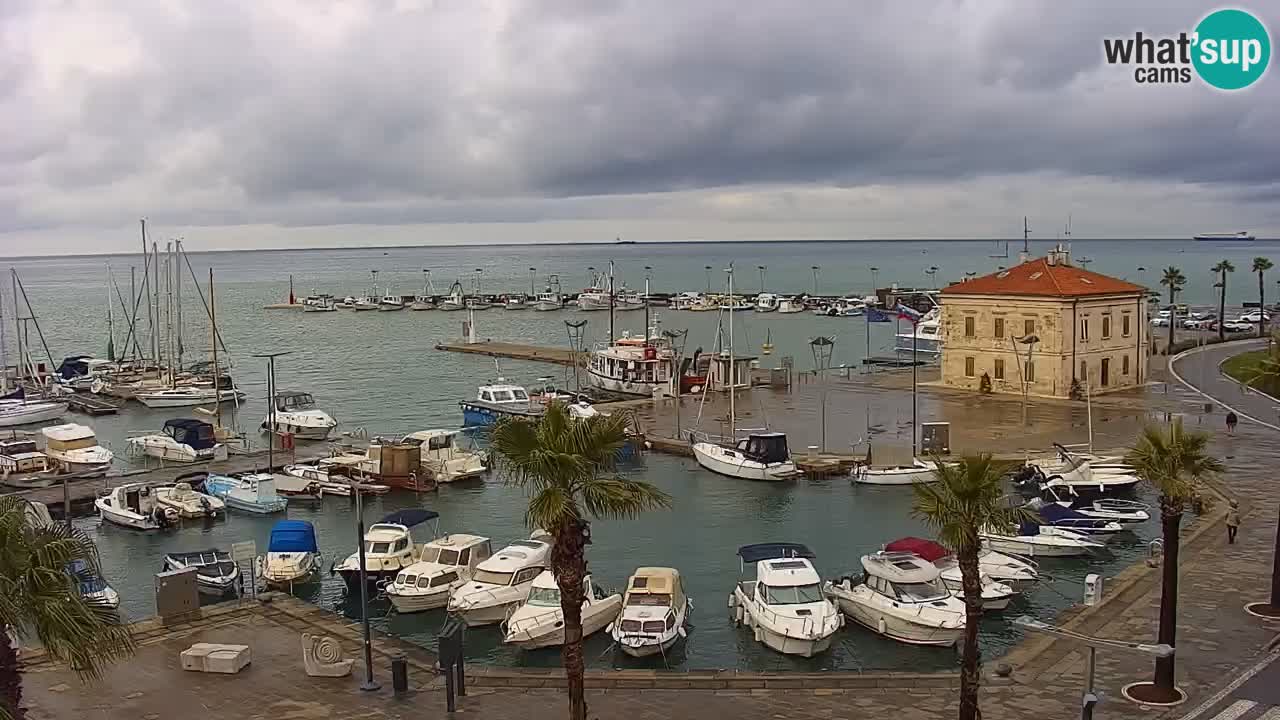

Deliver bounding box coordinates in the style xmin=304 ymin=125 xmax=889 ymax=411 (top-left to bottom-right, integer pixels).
xmin=1218 ymin=275 xmax=1227 ymax=342
xmin=1168 ymin=288 xmax=1176 ymax=352
xmin=552 ymin=519 xmax=589 ymax=720
xmin=957 ymin=546 xmax=984 ymax=720
xmin=1154 ymin=501 xmax=1182 ymax=692
xmin=0 ymin=627 xmax=21 ymax=720
xmin=1260 ymin=271 xmax=1267 ymax=339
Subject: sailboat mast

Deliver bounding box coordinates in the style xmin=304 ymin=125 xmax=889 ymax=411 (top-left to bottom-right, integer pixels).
xmin=175 ymin=241 xmax=184 ymax=371
xmin=106 ymin=264 xmax=116 ymax=362
xmin=728 ymin=265 xmax=735 ymax=439
xmin=210 ymin=268 xmax=221 ymax=429
xmin=644 ymin=275 xmax=651 ymax=345
xmin=608 ymin=260 xmax=615 ymax=343
xmin=10 ymin=270 xmax=22 ymax=387
xmin=141 ymin=222 xmax=157 ymax=367
xmin=165 ymin=241 xmax=175 ymax=386
xmin=151 ymin=241 xmax=161 ymax=372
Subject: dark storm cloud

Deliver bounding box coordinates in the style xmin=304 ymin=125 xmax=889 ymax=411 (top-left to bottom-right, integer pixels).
xmin=1 ymin=0 xmax=1278 ymax=241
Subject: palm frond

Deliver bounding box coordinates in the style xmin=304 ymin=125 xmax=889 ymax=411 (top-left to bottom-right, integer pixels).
xmin=1124 ymin=420 xmax=1222 ymax=505
xmin=578 ymin=476 xmax=671 ymax=520
xmin=911 ymin=454 xmax=1019 ymax=555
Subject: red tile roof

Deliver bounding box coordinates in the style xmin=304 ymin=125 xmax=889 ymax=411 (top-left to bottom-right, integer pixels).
xmin=942 ymin=257 xmax=1146 ymax=298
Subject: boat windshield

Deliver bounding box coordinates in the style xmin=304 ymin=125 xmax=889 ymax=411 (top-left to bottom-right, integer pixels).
xmin=367 ymin=541 xmax=391 ymax=554
xmin=626 ymin=593 xmax=671 ymax=607
xmin=420 ymin=547 xmax=461 ymax=565
xmin=511 ymin=389 xmax=529 ymax=401
xmin=761 ymin=583 xmax=824 ymax=605
xmin=891 ymin=580 xmax=949 ymax=603
xmin=472 ymin=569 xmax=513 ymax=585
xmin=526 ymin=586 xmax=561 ymax=607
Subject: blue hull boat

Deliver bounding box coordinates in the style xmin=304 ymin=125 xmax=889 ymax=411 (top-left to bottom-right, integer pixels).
xmin=204 ymin=473 xmax=288 ymax=514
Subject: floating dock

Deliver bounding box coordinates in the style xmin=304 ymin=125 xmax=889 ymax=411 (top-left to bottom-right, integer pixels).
xmin=65 ymin=393 xmax=121 ymax=416
xmin=433 ymin=340 xmax=583 ymax=366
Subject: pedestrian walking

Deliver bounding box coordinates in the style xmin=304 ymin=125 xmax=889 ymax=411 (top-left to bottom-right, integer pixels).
xmin=1227 ymin=500 xmax=1241 ymax=544
xmin=1226 ymin=411 xmax=1239 ymax=433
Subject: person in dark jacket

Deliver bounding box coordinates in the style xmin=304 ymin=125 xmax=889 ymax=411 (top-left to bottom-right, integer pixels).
xmin=1227 ymin=500 xmax=1241 ymax=544
xmin=1226 ymin=411 xmax=1239 ymax=433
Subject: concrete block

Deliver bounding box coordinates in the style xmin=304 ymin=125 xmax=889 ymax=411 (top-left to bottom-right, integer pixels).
xmin=180 ymin=643 xmax=251 ymax=674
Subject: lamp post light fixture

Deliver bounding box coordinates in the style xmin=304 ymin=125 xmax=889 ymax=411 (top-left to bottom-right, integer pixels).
xmin=1015 ymin=615 xmax=1173 ymax=719
xmin=757 ymin=265 xmax=767 ymax=293
xmin=809 ymin=336 xmax=835 ymax=453
xmin=705 ymin=265 xmax=713 ymax=293
xmin=869 ymin=266 xmax=879 ymax=295
xmin=529 ymin=267 xmax=536 ymax=296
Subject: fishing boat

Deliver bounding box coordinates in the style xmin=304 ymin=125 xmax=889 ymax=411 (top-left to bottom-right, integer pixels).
xmin=881 ymin=538 xmax=1019 ymax=610
xmin=979 ymin=522 xmax=1103 ymax=557
xmin=727 ymin=543 xmax=843 ymax=657
xmin=465 ymin=296 xmax=492 ymax=311
xmin=609 ymin=567 xmax=690 ymax=658
xmin=460 ymin=382 xmax=545 ymax=426
xmin=335 ymin=509 xmax=440 ymax=591
xmin=134 ymin=385 xmax=245 ymax=408
xmin=302 ymin=294 xmax=338 ymax=312
xmin=438 ymin=282 xmax=466 ymax=311
xmin=260 ymin=520 xmax=323 ymax=588
xmin=282 ymin=462 xmax=390 ymax=496
xmin=386 ymin=534 xmax=492 ymax=613
xmin=163 ymin=549 xmax=239 ymax=596
xmin=587 ymin=329 xmax=678 ymax=397
xmin=95 ymin=482 xmax=178 ymax=531
xmin=852 ymin=457 xmax=945 ymax=485
xmin=400 ymin=429 xmax=487 ymax=482
xmin=67 ymin=559 xmax=120 ymax=608
xmin=533 ymin=277 xmax=564 ymax=311
xmin=203 ymin=472 xmax=288 ymax=514
xmin=353 ymin=271 xmax=381 ymax=310
xmin=154 ymin=481 xmax=225 ymax=518
xmin=503 ymin=295 xmax=528 ymax=310
xmin=40 ymin=423 xmax=113 ymax=474
xmin=754 ymin=293 xmax=780 ymax=312
xmin=447 ymin=532 xmax=553 ymax=626
xmin=127 ymin=418 xmax=227 ymax=463
xmin=410 ymin=270 xmax=436 ymax=310
xmin=826 ymin=551 xmax=965 ymax=646
xmin=776 ymin=297 xmax=805 ymax=314
xmin=261 ymin=390 xmax=338 ymax=440
xmin=503 ymin=571 xmax=623 ymax=650
xmin=378 ymin=293 xmax=406 ymax=311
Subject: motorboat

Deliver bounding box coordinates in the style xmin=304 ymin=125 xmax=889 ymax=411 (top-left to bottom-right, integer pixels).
xmin=576 ymin=275 xmax=612 ymax=311
xmin=260 ymin=520 xmax=323 ymax=588
xmin=261 ymin=390 xmax=338 ymax=440
xmin=282 ymin=462 xmax=390 ymax=496
xmin=1025 ymin=499 xmax=1125 ymax=538
xmin=1039 ymin=483 xmax=1150 ymax=524
xmin=400 ymin=430 xmax=487 ymax=482
xmin=503 ymin=295 xmax=528 ymax=310
xmin=460 ymin=382 xmax=543 ymax=427
xmin=438 ymin=282 xmax=466 ymax=311
xmin=693 ymin=432 xmax=797 ymax=482
xmin=719 ymin=296 xmax=753 ymax=311
xmin=668 ymin=292 xmax=704 ymax=310
xmin=727 ymin=543 xmax=842 ymax=657
xmin=852 ymin=457 xmax=944 ymax=485
xmin=67 ymin=559 xmax=120 ymax=608
xmin=0 ymin=438 xmax=54 ymax=487
xmin=270 ymin=472 xmax=324 ymax=500
xmin=447 ymin=532 xmax=552 ymax=626
xmin=335 ymin=509 xmax=441 ymax=591
xmin=378 ymin=294 xmax=406 ymax=311
xmin=979 ymin=522 xmax=1103 ymax=558
xmin=302 ymin=294 xmax=338 ymax=312
xmin=352 ymin=296 xmax=380 ymax=311
xmin=885 ymin=536 xmax=1038 ymax=589
xmin=814 ymin=299 xmax=866 ymax=317
xmin=533 ymin=290 xmax=563 ymax=311
xmin=40 ymin=423 xmax=113 ymax=473
xmin=503 ymin=571 xmax=623 ymax=649
xmin=1031 ymin=443 xmax=1137 ymax=477
xmin=154 ymin=481 xmax=225 ymax=518
xmin=134 ymin=386 xmax=245 ymax=408
xmin=777 ymin=297 xmax=805 ymax=314
xmin=127 ymin=418 xmax=227 ymax=463
xmin=609 ymin=567 xmax=690 ymax=658
xmin=894 ymin=308 xmax=943 ymax=357
xmin=754 ymin=293 xmax=780 ymax=312
xmin=0 ymin=397 xmax=68 ymax=428
xmin=615 ymin=291 xmax=646 ymax=311
xmin=587 ymin=330 xmax=678 ymax=397
xmin=1019 ymin=461 xmax=1141 ymax=498
xmin=337 ymin=296 xmax=357 ymax=309
xmin=880 ymin=539 xmax=1017 ymax=611
xmin=825 ymin=551 xmax=965 ymax=647
xmin=95 ymin=482 xmax=178 ymax=531
xmin=387 ymin=534 xmax=493 ymax=613
xmin=203 ymin=472 xmax=288 ymax=514
xmin=163 ymin=549 xmax=239 ymax=596
xmin=465 ymin=296 xmax=492 ymax=311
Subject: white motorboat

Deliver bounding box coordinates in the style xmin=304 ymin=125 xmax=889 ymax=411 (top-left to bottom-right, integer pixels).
xmin=826 ymin=551 xmax=965 ymax=647
xmin=379 ymin=294 xmax=406 ymax=311
xmin=1040 ymin=483 xmax=1150 ymax=524
xmin=880 ymin=540 xmax=1017 ymax=611
xmin=387 ymin=534 xmax=492 ymax=613
xmin=668 ymin=291 xmax=704 ymax=310
xmin=261 ymin=520 xmax=322 ymax=588
xmin=203 ymin=472 xmax=288 ymax=514
xmin=282 ymin=462 xmax=390 ymax=496
xmin=727 ymin=543 xmax=843 ymax=657
xmin=609 ymin=567 xmax=690 ymax=658
xmin=163 ymin=549 xmax=239 ymax=596
xmin=302 ymin=294 xmax=338 ymax=312
xmin=67 ymin=559 xmax=120 ymax=609
xmin=95 ymin=482 xmax=178 ymax=531
xmin=1023 ymin=460 xmax=1142 ymax=497
xmin=776 ymin=297 xmax=805 ymax=314
xmin=884 ymin=536 xmax=1038 ymax=590
xmin=261 ymin=390 xmax=338 ymax=440
xmin=447 ymin=532 xmax=552 ymax=626
xmin=40 ymin=423 xmax=113 ymax=473
xmin=979 ymin=522 xmax=1103 ymax=557
xmin=1025 ymin=499 xmax=1125 ymax=538
xmin=0 ymin=438 xmax=54 ymax=486
xmin=465 ymin=296 xmax=492 ymax=310
xmin=895 ymin=307 xmax=943 ymax=357
xmin=693 ymin=432 xmax=797 ymax=481
xmin=503 ymin=571 xmax=623 ymax=649
xmin=154 ymin=481 xmax=225 ymax=518
xmin=852 ymin=457 xmax=945 ymax=485
xmin=533 ymin=290 xmax=563 ymax=311
xmin=0 ymin=397 xmax=68 ymax=428
xmin=335 ymin=509 xmax=440 ymax=591
xmin=135 ymin=386 xmax=245 ymax=408
xmin=814 ymin=299 xmax=866 ymax=317
xmin=127 ymin=418 xmax=227 ymax=463
xmin=400 ymin=430 xmax=487 ymax=483
xmin=438 ymin=282 xmax=466 ymax=311
xmin=587 ymin=330 xmax=679 ymax=397
xmin=754 ymin=293 xmax=780 ymax=312
xmin=503 ymin=295 xmax=528 ymax=310
xmin=352 ymin=296 xmax=380 ymax=311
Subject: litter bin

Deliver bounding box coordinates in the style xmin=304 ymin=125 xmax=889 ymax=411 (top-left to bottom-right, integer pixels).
xmin=391 ymin=654 xmax=408 ymax=695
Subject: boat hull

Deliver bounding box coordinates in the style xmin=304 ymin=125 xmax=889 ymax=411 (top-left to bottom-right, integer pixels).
xmin=221 ymin=496 xmax=287 ymax=514
xmin=980 ymin=536 xmax=1094 ymax=557
xmin=96 ymin=503 xmax=165 ymax=531
xmin=135 ymin=389 xmax=244 ymax=408
xmin=453 ymin=601 xmax=519 ymax=627
xmin=0 ymin=402 xmax=68 ymax=428
xmin=504 ymin=597 xmax=622 ymax=649
xmin=834 ymin=596 xmax=962 ymax=646
xmin=587 ymin=369 xmax=664 ymax=397
xmin=388 ymin=589 xmax=451 ymax=613
xmin=852 ymin=463 xmax=939 ymax=485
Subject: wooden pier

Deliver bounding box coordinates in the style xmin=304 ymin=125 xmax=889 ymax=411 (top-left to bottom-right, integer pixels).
xmin=433 ymin=340 xmax=583 ymax=366
xmin=65 ymin=393 xmax=121 ymax=416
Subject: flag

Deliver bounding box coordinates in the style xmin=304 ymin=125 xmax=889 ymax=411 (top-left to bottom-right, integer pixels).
xmin=866 ymin=308 xmax=892 ymax=323
xmin=895 ymin=303 xmax=923 ymax=324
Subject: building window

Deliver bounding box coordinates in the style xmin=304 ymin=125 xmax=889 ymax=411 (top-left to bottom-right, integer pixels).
xmin=1080 ymin=319 xmax=1089 ymax=340
xmin=1102 ymin=315 xmax=1112 ymax=339
xmin=1080 ymin=361 xmax=1087 ymax=382
xmin=994 ymin=317 xmax=1005 ymax=339
xmin=1122 ymin=314 xmax=1131 ymax=337
xmin=964 ymin=316 xmax=975 ymax=338
xmin=994 ymin=358 xmax=1004 ymax=379
xmin=1122 ymin=354 xmax=1130 ymax=375
xmin=965 ymin=357 xmax=975 ymax=377
xmin=1101 ymin=358 xmax=1111 ymax=386
xmin=1024 ymin=318 xmax=1035 ymax=336
xmin=1025 ymin=361 xmax=1035 ymax=382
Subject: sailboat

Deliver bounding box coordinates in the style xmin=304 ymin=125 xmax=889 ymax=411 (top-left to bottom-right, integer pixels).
xmin=692 ymin=266 xmax=797 ymax=481
xmin=0 ymin=270 xmax=69 ymax=427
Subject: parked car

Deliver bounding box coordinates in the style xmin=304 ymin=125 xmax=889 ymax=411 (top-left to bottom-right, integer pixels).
xmin=1151 ymin=316 xmax=1171 ymax=327
xmin=1223 ymin=321 xmax=1255 ymax=333
xmin=1237 ymin=311 xmax=1271 ymax=324
xmin=1182 ymin=315 xmax=1216 ymax=329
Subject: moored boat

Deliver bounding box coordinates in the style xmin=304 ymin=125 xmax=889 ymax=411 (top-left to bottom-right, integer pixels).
xmin=387 ymin=534 xmax=492 ymax=613
xmin=727 ymin=543 xmax=843 ymax=657
xmin=335 ymin=509 xmax=440 ymax=591
xmin=154 ymin=481 xmax=225 ymax=518
xmin=95 ymin=482 xmax=178 ymax=531
xmin=163 ymin=549 xmax=239 ymax=596
xmin=203 ymin=472 xmax=288 ymax=514
xmin=40 ymin=423 xmax=113 ymax=473
xmin=261 ymin=390 xmax=338 ymax=440
xmin=693 ymin=432 xmax=797 ymax=481
xmin=610 ymin=567 xmax=690 ymax=658
xmin=447 ymin=532 xmax=552 ymax=626
xmin=503 ymin=571 xmax=623 ymax=649
xmin=826 ymin=551 xmax=965 ymax=646
xmin=127 ymin=418 xmax=227 ymax=463
xmin=261 ymin=520 xmax=323 ymax=588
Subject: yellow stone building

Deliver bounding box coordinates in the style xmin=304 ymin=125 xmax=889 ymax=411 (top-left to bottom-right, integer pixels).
xmin=939 ymin=249 xmax=1149 ymax=398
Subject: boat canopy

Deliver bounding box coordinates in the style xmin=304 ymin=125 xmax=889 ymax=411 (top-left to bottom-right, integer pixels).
xmin=66 ymin=559 xmax=109 ymax=594
xmin=737 ymin=542 xmax=814 ymax=564
xmin=378 ymin=508 xmax=439 ymax=528
xmin=164 ymin=418 xmax=217 ymax=449
xmin=884 ymin=537 xmax=951 ymax=563
xmin=735 ymin=433 xmax=790 ymax=464
xmin=268 ymin=520 xmax=319 ymax=553
xmin=862 ymin=551 xmax=942 ymax=584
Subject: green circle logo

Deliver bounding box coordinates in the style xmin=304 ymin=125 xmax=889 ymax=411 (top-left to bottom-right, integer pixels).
xmin=1193 ymin=9 xmax=1271 ymax=90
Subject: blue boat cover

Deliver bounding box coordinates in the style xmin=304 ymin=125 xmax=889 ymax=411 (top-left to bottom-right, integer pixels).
xmin=268 ymin=520 xmax=319 ymax=553
xmin=1037 ymin=503 xmax=1108 ymax=528
xmin=66 ymin=559 xmax=108 ymax=594
xmin=1017 ymin=520 xmax=1041 ymax=536
xmin=737 ymin=542 xmax=815 ymax=563
xmin=164 ymin=418 xmax=217 ymax=450
xmin=378 ymin=508 xmax=439 ymax=528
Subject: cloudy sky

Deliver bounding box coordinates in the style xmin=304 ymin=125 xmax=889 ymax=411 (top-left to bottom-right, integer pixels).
xmin=2 ymin=0 xmax=1278 ymax=255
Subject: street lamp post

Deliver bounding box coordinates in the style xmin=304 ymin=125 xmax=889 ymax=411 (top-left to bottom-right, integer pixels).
xmin=705 ymin=265 xmax=712 ymax=293
xmin=352 ymin=483 xmax=380 ymax=692
xmin=1015 ymin=616 xmax=1173 ymax=720
xmin=869 ymin=266 xmax=879 ymax=296
xmin=757 ymin=265 xmax=767 ymax=294
xmin=1011 ymin=334 xmax=1040 ymax=427
xmin=809 ymin=336 xmax=835 ymax=453
xmin=529 ymin=267 xmax=536 ymax=297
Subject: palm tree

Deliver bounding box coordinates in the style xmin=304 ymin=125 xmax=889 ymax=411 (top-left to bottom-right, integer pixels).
xmin=1159 ymin=267 xmax=1186 ymax=352
xmin=1213 ymin=259 xmax=1235 ymax=341
xmin=0 ymin=497 xmax=135 ymax=720
xmin=1122 ymin=421 xmax=1223 ymax=704
xmin=1253 ymin=257 xmax=1273 ymax=338
xmin=490 ymin=403 xmax=670 ymax=720
xmin=912 ymin=455 xmax=1027 ymax=720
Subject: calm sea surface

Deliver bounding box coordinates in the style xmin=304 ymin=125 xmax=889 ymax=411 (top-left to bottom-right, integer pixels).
xmin=4 ymin=238 xmax=1268 ymax=670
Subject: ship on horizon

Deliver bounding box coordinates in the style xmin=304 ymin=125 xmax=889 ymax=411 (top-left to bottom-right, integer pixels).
xmin=1194 ymin=231 xmax=1255 ymax=241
